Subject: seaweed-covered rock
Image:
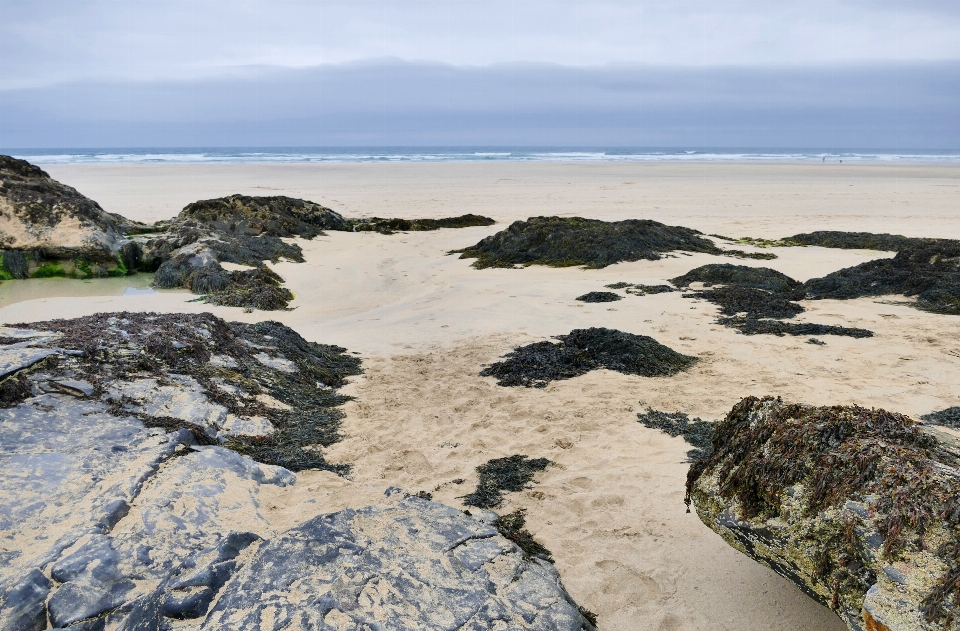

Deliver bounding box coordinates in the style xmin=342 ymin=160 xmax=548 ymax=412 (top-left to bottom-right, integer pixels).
xmin=0 ymin=155 xmax=145 ymax=276
xmin=787 ymin=231 xmax=956 ymax=253
xmin=671 ymin=263 xmax=804 ymax=299
xmin=805 ymin=243 xmax=960 ymax=315
xmin=456 ymin=216 xmax=724 ymax=269
xmin=176 ymin=194 xmax=349 ymax=237
xmin=480 ymin=327 xmax=698 ymax=388
xmin=7 ymin=311 xmax=361 ymax=472
xmin=686 ymin=397 xmax=960 ymax=631
xmin=0 ymin=319 xmax=592 ymax=630
xmin=575 ymin=291 xmax=622 ymax=303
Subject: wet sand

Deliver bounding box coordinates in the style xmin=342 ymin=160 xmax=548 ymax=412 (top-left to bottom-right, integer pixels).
xmin=4 ymin=161 xmax=960 ymax=630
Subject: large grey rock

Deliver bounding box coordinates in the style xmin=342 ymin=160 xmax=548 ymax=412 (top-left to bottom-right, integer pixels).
xmin=203 ymin=490 xmax=594 ymax=631
xmin=0 ymin=313 xmax=592 ymax=630
xmin=686 ymin=396 xmax=960 ymax=631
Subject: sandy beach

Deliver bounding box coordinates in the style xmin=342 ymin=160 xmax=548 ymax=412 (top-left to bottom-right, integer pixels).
xmin=4 ymin=161 xmax=960 ymax=630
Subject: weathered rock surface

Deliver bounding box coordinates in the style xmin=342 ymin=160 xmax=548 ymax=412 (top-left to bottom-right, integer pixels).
xmin=0 ymin=155 xmax=143 ymax=276
xmin=204 ymin=490 xmax=592 ymax=631
xmin=686 ymin=397 xmax=960 ymax=631
xmin=0 ymin=312 xmax=594 ymax=630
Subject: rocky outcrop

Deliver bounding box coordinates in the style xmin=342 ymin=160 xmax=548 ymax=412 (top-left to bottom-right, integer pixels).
xmin=204 ymin=491 xmax=592 ymax=630
xmin=0 ymin=155 xmax=145 ymax=277
xmin=0 ymin=313 xmax=594 ymax=630
xmin=686 ymin=397 xmax=960 ymax=631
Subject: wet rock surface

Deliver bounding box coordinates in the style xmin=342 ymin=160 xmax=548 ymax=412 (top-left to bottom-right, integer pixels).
xmin=686 ymin=397 xmax=960 ymax=631
xmin=0 ymin=155 xmax=144 ymax=276
xmin=0 ymin=313 xmax=593 ymax=631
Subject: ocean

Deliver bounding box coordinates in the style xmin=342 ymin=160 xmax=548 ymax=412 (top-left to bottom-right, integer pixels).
xmin=7 ymin=147 xmax=960 ymax=165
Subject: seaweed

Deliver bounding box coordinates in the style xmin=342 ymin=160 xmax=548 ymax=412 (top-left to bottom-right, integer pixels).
xmin=493 ymin=509 xmax=554 ymax=562
xmin=637 ymin=408 xmax=715 ymax=461
xmin=454 ymin=216 xmax=724 ymax=269
xmin=575 ymin=291 xmax=622 ymax=303
xmin=479 ymin=327 xmax=698 ymax=388
xmin=603 ymin=282 xmax=676 ymax=295
xmin=686 ymin=397 xmax=960 ymax=624
xmin=717 ymin=316 xmax=874 ymax=338
xmin=807 ymin=338 xmax=826 ymax=346
xmin=721 ymin=249 xmax=779 ymax=260
xmin=203 ymin=267 xmax=295 ymax=311
xmin=461 ymin=455 xmax=552 ymax=509
xmin=921 ymin=407 xmax=960 ymax=429
xmin=685 ymin=286 xmax=804 ymax=319
xmin=19 ymin=312 xmax=361 ymax=473
xmin=804 ymin=243 xmax=960 ymax=315
xmin=348 ymin=214 xmax=495 ymax=234
xmin=671 ymin=264 xmax=804 ymax=299
xmin=577 ymin=607 xmax=599 ymax=627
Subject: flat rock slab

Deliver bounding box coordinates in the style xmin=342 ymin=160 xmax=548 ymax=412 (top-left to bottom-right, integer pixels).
xmin=204 ymin=491 xmax=593 ymax=631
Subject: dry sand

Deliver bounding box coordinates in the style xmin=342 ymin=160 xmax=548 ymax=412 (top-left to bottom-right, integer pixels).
xmin=5 ymin=161 xmax=960 ymax=630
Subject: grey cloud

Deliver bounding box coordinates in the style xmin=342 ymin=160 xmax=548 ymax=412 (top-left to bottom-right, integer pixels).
xmin=1 ymin=60 xmax=957 ymax=148
xmin=2 ymin=1 xmax=959 ymax=90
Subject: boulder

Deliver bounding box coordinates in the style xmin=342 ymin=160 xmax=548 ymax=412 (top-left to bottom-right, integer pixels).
xmin=0 ymin=155 xmax=139 ymax=270
xmin=686 ymin=396 xmax=960 ymax=631
xmin=0 ymin=313 xmax=593 ymax=630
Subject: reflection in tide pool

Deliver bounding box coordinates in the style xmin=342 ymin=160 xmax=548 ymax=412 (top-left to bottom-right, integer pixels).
xmin=0 ymin=274 xmax=172 ymax=309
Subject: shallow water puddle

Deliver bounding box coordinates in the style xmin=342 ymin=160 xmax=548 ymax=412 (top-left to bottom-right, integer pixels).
xmin=0 ymin=274 xmax=160 ymax=307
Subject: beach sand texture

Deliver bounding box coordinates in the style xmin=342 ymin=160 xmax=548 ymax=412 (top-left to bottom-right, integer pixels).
xmin=5 ymin=161 xmax=960 ymax=630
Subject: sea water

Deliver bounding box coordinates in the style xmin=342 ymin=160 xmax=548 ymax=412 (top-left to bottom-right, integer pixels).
xmin=8 ymin=147 xmax=960 ymax=165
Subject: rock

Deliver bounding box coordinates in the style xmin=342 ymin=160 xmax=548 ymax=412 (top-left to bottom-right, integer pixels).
xmin=686 ymin=396 xmax=960 ymax=631
xmin=203 ymin=490 xmax=594 ymax=631
xmin=0 ymin=313 xmax=593 ymax=631
xmin=0 ymin=155 xmax=144 ymax=273
xmin=455 ymin=215 xmax=723 ymax=269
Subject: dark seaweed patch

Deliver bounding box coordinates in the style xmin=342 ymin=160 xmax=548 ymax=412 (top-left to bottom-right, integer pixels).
xmin=479 ymin=328 xmax=698 ymax=388
xmin=455 ymin=216 xmax=724 ymax=269
xmin=576 ymin=291 xmax=622 ymax=303
xmin=461 ymin=455 xmax=552 ymax=509
xmin=349 ymin=214 xmax=494 ymax=234
xmin=685 ymin=286 xmax=804 ymax=319
xmin=721 ymin=249 xmax=779 ymax=260
xmin=717 ymin=317 xmax=874 ymax=338
xmin=493 ymin=509 xmax=554 ymax=562
xmin=686 ymin=397 xmax=960 ymax=624
xmin=671 ymin=264 xmax=804 ymax=298
xmin=921 ymin=407 xmax=960 ymax=429
xmin=637 ymin=408 xmax=715 ymax=461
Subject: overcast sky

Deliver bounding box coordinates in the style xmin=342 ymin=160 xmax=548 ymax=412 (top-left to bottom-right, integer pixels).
xmin=1 ymin=1 xmax=959 ymax=148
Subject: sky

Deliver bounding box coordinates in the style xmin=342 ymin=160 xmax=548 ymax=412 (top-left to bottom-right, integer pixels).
xmin=1 ymin=0 xmax=959 ymax=148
